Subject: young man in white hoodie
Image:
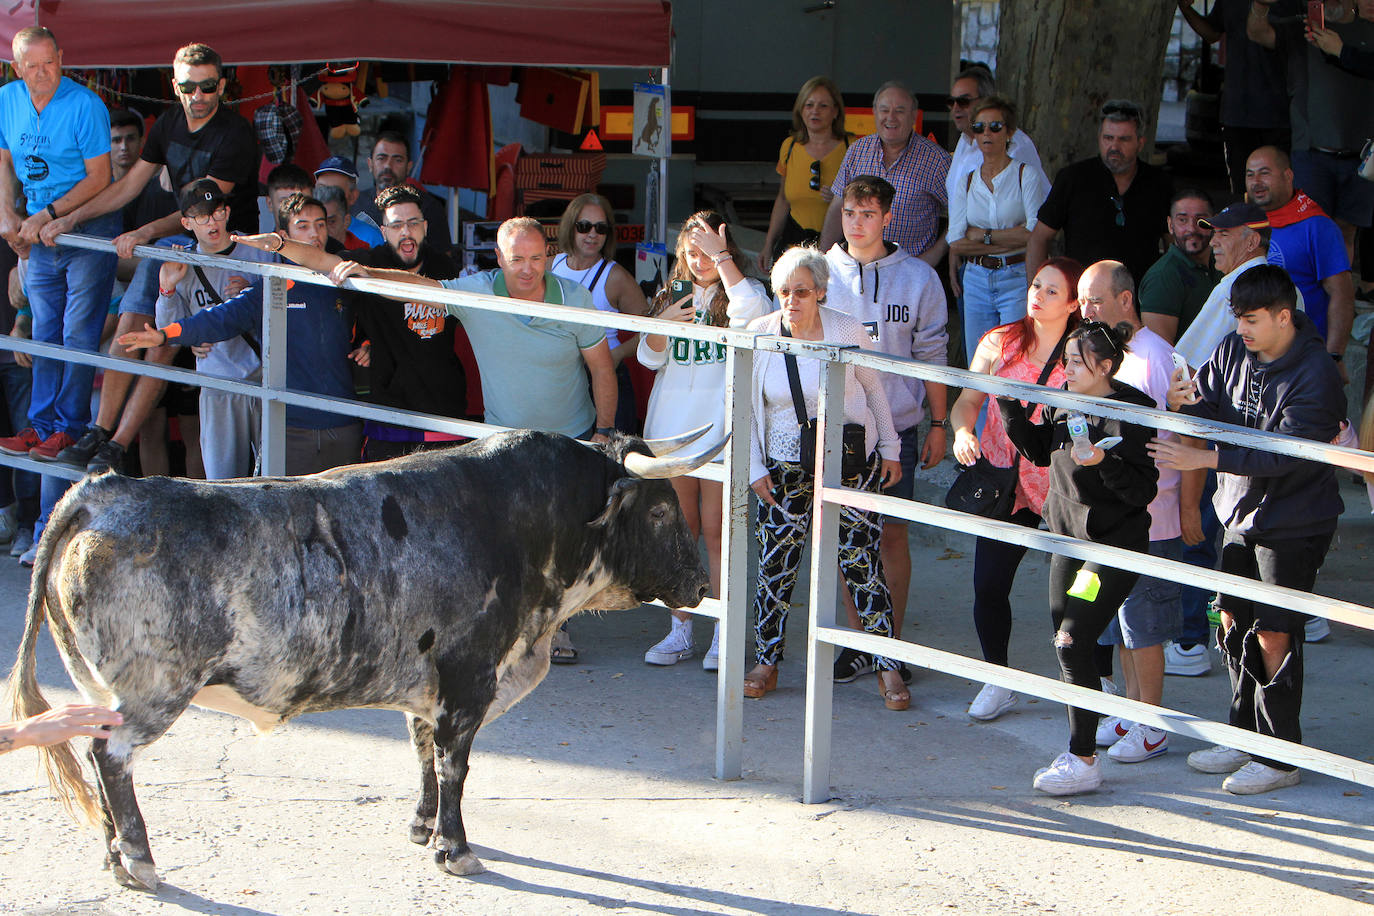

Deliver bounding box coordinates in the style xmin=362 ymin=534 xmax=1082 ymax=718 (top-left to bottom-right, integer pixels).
xmin=825 ymin=175 xmax=950 ymax=683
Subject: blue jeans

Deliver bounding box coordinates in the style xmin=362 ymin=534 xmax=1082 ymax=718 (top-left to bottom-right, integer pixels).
xmin=0 ymin=361 xmax=39 ymax=524
xmin=1178 ymin=469 xmax=1221 ymax=646
xmin=24 ymin=212 xmax=121 ymax=439
xmin=961 ymin=260 xmax=1028 ymax=368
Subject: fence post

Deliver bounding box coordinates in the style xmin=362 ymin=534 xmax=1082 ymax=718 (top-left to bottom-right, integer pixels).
xmin=802 ymin=357 xmax=845 ymax=804
xmin=259 ymin=275 xmax=288 ymax=476
xmin=715 ymin=345 xmax=751 ymax=780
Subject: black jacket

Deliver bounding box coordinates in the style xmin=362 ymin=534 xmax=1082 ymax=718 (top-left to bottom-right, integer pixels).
xmin=1181 ymin=312 xmax=1344 ymax=539
xmin=998 ymin=381 xmax=1159 ymax=550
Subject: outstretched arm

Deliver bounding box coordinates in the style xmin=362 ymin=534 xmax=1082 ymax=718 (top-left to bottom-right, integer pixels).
xmin=233 ymin=231 xmax=343 ymax=274
xmin=0 ymin=704 xmax=123 ymax=753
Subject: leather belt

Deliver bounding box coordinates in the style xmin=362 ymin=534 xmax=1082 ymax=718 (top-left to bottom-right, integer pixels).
xmin=966 ymin=252 xmax=1027 ymax=270
xmin=1311 ymin=146 xmax=1360 ymax=160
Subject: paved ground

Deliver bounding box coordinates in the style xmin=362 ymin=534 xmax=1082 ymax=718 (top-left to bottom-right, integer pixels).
xmin=1 ymin=470 xmax=1372 ymax=915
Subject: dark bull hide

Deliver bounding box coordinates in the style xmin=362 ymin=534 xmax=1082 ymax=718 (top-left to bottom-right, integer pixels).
xmin=8 ymin=429 xmax=719 ymax=889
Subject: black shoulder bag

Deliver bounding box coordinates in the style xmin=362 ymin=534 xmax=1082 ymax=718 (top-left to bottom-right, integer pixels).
xmin=781 ymin=324 xmax=868 ymax=480
xmin=944 ymin=331 xmax=1066 ymax=518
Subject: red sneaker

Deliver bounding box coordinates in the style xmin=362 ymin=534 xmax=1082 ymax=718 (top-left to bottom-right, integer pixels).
xmin=30 ymin=430 xmax=77 ymax=462
xmin=0 ymin=427 xmax=42 ymax=456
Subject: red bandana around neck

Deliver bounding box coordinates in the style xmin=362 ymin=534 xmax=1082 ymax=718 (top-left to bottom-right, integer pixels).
xmin=1265 ymin=191 xmax=1327 ymax=228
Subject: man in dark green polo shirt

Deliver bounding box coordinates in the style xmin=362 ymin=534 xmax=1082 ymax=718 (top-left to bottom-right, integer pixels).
xmin=1139 ymin=189 xmax=1223 ymax=344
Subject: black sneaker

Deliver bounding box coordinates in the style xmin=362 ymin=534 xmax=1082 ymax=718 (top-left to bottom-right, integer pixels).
xmin=56 ymin=425 xmax=110 ymax=467
xmin=833 ymin=648 xmax=874 ymax=683
xmin=87 ymin=439 xmax=126 ymax=475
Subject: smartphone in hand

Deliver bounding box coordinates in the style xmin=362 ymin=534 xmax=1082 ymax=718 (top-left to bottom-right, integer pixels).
xmin=1308 ymin=0 xmax=1324 ymax=29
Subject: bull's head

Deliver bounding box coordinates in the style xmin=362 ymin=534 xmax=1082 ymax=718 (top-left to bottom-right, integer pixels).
xmin=588 ymin=428 xmax=725 ymax=609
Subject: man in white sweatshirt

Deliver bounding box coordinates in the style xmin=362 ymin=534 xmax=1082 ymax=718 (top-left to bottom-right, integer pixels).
xmin=825 ymin=175 xmax=950 ymax=683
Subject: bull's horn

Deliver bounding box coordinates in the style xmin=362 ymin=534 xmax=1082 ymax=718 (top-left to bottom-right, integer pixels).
xmin=623 ymin=434 xmax=729 ymax=479
xmin=640 ymin=424 xmax=710 ymax=457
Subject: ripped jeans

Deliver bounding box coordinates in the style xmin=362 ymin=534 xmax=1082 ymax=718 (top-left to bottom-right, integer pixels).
xmin=1214 ymin=530 xmax=1333 ymax=771
xmin=1047 ymin=554 xmax=1142 ymax=757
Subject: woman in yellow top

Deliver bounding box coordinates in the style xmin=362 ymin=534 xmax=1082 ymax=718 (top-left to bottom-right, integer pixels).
xmin=759 ymin=76 xmax=853 ymax=271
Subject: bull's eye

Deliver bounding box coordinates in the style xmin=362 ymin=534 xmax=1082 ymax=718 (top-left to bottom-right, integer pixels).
xmin=650 ymin=505 xmax=667 ymax=520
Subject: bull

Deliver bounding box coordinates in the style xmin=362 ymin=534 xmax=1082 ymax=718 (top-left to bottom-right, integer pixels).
xmin=8 ymin=428 xmax=720 ymax=889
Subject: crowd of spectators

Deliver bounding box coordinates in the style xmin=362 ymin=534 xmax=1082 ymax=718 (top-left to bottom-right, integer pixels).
xmin=1 ymin=13 xmax=1369 ymax=797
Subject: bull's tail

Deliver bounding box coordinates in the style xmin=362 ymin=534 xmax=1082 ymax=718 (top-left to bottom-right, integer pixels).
xmin=6 ymin=496 xmax=105 ymax=827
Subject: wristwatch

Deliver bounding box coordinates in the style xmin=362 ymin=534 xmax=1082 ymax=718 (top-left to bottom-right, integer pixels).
xmin=595 ymin=427 xmax=616 ymax=437
xmin=982 ymin=229 xmax=993 ymax=246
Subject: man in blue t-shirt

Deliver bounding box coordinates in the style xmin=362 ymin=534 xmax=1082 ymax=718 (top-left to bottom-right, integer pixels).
xmin=0 ymin=26 xmax=117 ymax=561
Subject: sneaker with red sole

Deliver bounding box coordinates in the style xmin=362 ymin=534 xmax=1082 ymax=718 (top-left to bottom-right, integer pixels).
xmin=0 ymin=427 xmax=42 ymax=456
xmin=29 ymin=431 xmax=77 ymax=462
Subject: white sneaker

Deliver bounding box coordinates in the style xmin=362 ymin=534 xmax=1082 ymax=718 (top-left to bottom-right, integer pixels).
xmin=1100 ymin=677 xmax=1120 ymax=696
xmin=967 ymin=683 xmax=1018 ymax=721
xmin=702 ymin=623 xmax=720 ymax=671
xmin=644 ymin=618 xmax=695 ymax=666
xmin=1304 ymin=617 xmax=1331 ymax=643
xmin=9 ymin=526 xmax=32 ymax=558
xmin=1187 ymin=745 xmax=1251 ymax=774
xmin=1095 ymin=715 xmax=1132 ymax=747
xmin=1033 ymin=752 xmax=1103 ymax=796
xmin=0 ymin=502 xmax=16 ymax=544
xmin=1163 ymin=641 xmax=1212 ymax=676
xmin=1107 ymin=723 xmax=1168 ymax=763
xmin=1223 ymin=761 xmax=1301 ymax=795
xmin=18 ymin=542 xmax=36 ymax=567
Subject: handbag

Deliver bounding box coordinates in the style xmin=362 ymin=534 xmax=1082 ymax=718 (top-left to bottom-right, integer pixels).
xmin=781 ymin=324 xmax=869 ymax=479
xmin=944 ymin=331 xmax=1068 ymax=518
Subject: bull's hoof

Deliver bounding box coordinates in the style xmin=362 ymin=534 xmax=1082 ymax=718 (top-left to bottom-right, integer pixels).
xmin=409 ymin=816 xmax=435 ymax=846
xmin=434 ymin=848 xmax=485 ymax=876
xmin=111 ymin=839 xmax=159 ymax=891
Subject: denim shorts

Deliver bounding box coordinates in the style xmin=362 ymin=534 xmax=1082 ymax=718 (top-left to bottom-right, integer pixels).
xmin=1099 ymin=538 xmax=1183 ymax=649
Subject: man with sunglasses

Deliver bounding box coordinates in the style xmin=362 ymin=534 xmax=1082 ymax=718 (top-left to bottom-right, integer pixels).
xmin=944 ymin=67 xmax=1047 ymax=209
xmin=40 ymin=42 xmax=258 ymax=472
xmin=1027 ymin=100 xmax=1173 ymax=286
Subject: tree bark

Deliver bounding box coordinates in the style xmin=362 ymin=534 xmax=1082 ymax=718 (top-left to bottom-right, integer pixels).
xmin=995 ymin=0 xmax=1178 ymax=180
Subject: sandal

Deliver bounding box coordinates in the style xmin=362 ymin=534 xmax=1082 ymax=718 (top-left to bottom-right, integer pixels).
xmin=878 ymin=670 xmax=910 ymax=711
xmin=743 ymin=664 xmax=778 ymax=699
xmin=550 ymin=626 xmax=578 ymax=665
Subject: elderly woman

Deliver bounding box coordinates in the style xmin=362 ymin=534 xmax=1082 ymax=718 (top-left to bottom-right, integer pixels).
xmin=759 ymin=77 xmax=853 ymax=271
xmin=946 ymin=95 xmax=1048 ymax=364
xmin=745 ymin=246 xmax=907 ymax=709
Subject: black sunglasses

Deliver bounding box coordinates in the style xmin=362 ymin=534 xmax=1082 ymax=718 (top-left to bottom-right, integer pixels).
xmin=1110 ymin=195 xmax=1125 ymax=227
xmin=971 ymin=121 xmax=1006 ymax=134
xmin=1101 ymin=101 xmax=1143 ymax=119
xmin=808 ymin=160 xmax=822 ymax=192
xmin=176 ymin=77 xmax=221 ymax=96
xmin=946 ymin=95 xmax=974 ymax=109
xmin=574 ymin=219 xmax=609 ymax=235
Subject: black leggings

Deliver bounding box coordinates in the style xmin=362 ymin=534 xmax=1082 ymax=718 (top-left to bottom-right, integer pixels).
xmin=1047 ymin=554 xmax=1141 ymax=757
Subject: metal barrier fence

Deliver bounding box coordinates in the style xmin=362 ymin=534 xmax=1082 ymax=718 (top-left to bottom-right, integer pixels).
xmin=4 ymin=233 xmax=1373 ymax=799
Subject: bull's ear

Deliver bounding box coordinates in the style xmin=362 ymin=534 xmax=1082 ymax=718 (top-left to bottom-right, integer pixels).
xmin=587 ymin=477 xmax=639 ymax=528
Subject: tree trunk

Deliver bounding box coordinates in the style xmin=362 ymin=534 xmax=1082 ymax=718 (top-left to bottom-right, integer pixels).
xmin=995 ymin=0 xmax=1178 ymax=180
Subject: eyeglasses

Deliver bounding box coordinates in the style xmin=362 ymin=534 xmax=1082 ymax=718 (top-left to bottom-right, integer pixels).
xmin=778 ymin=286 xmax=816 ymax=299
xmin=176 ymin=78 xmax=221 ymax=97
xmin=945 ymin=95 xmax=974 ymax=109
xmin=574 ymin=220 xmax=609 ymax=235
xmin=970 ymin=121 xmax=1005 ymax=134
xmin=382 ymin=217 xmax=425 ymax=232
xmin=187 ymin=205 xmax=228 ymax=226
xmin=1101 ymin=100 xmax=1143 ymax=120
xmin=808 ymin=160 xmax=822 ymax=192
xmin=1110 ymin=195 xmax=1125 ymax=227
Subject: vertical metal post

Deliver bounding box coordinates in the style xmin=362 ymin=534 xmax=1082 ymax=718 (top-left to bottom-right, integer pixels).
xmin=259 ymin=275 xmax=288 ymax=476
xmin=715 ymin=345 xmax=751 ymax=780
xmin=802 ymin=356 xmax=844 ymax=803
xmin=657 ymin=66 xmax=669 ymax=246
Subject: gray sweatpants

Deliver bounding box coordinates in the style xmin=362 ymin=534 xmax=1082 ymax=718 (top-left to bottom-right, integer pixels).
xmin=199 ymin=389 xmax=260 ymax=480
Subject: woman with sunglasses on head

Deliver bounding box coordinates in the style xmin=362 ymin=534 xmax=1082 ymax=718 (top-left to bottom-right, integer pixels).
xmin=759 ymin=77 xmax=854 ymax=272
xmin=553 ymin=193 xmax=650 ymax=433
xmin=951 ymin=257 xmax=1080 ymax=723
xmin=946 ymin=96 xmax=1048 ymax=365
xmin=996 ymin=320 xmax=1158 ymax=796
xmin=639 ymin=211 xmax=771 ymax=669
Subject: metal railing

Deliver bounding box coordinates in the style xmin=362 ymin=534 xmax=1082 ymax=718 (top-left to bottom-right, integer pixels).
xmin=6 ymin=233 xmax=1373 ymax=799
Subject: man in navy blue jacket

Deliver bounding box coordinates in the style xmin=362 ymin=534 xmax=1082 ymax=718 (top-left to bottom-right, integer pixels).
xmin=1149 ymin=264 xmax=1343 ymax=795
xmin=120 ymin=193 xmax=364 ymax=474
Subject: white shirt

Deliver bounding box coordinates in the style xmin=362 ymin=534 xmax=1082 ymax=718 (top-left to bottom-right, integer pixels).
xmin=946 ymin=128 xmax=1049 ymax=204
xmin=1116 ymin=325 xmax=1182 ymax=542
xmin=945 ymin=156 xmax=1048 ymax=251
xmin=1174 ymin=255 xmax=1306 ymax=368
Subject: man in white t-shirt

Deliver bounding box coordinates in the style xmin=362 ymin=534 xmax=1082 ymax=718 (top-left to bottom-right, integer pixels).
xmin=1076 ymin=260 xmax=1195 ymax=763
xmin=944 ymin=66 xmax=1048 ymax=206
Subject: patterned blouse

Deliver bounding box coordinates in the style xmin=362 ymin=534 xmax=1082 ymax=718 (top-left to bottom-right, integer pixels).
xmin=978 ymin=330 xmax=1065 ymax=517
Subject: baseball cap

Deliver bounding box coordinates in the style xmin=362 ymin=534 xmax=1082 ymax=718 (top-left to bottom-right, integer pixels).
xmin=314 ymin=156 xmax=358 ymax=180
xmin=1199 ymin=203 xmax=1269 ymax=231
xmin=179 ymin=179 xmax=227 ymax=216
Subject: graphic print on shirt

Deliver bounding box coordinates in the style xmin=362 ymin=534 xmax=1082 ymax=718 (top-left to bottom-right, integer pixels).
xmin=404 ymin=301 xmax=446 ymax=340
xmin=22 ymin=153 xmax=48 ymax=182
xmin=670 ymin=309 xmax=727 ymax=365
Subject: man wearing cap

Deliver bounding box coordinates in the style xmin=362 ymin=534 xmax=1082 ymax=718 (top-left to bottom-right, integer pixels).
xmin=1027 ymin=100 xmax=1174 ymax=284
xmin=314 ymin=156 xmax=382 ymax=248
xmin=352 ymin=131 xmax=451 ymax=251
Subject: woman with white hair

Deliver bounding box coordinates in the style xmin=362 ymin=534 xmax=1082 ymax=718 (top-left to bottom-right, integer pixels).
xmin=744 ymin=246 xmax=908 ymax=709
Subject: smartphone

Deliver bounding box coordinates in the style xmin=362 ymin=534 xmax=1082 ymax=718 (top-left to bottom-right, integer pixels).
xmin=1094 ymin=436 xmax=1123 ymax=451
xmin=1308 ymin=0 xmax=1324 ymax=30
xmin=1171 ymin=351 xmax=1199 ymax=404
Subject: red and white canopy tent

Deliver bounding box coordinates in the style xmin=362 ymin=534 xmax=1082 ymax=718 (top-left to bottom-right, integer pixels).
xmin=0 ymin=0 xmax=671 ymax=68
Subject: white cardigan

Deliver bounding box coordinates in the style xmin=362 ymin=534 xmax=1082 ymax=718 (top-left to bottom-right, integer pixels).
xmin=747 ymin=307 xmax=900 ymax=483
